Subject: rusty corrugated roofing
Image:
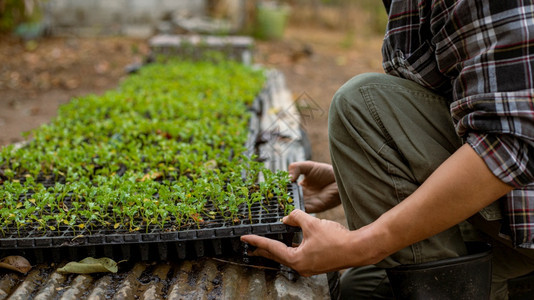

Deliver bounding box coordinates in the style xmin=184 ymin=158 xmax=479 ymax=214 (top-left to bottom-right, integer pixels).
xmin=0 ymin=258 xmax=329 ymax=299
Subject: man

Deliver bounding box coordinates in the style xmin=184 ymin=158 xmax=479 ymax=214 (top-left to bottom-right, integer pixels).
xmin=242 ymin=0 xmax=534 ymax=299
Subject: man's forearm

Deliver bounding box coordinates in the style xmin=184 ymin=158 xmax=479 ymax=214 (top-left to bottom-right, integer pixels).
xmin=346 ymin=143 xmax=514 ymax=266
xmin=241 ymin=144 xmax=514 ymax=275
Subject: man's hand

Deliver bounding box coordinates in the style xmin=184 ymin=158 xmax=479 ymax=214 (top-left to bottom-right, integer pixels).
xmin=289 ymin=161 xmax=340 ymax=213
xmin=240 ymin=210 xmax=368 ymax=277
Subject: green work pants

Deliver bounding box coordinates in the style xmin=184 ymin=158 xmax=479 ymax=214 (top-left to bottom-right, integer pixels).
xmin=327 ymin=73 xmax=534 ymax=299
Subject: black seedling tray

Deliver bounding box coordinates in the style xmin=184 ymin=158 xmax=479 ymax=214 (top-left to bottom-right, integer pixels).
xmin=0 ymin=183 xmax=303 ymax=264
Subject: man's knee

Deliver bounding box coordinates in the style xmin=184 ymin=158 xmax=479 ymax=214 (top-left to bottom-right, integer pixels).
xmin=328 ymin=73 xmax=389 ymax=139
xmin=331 ymin=73 xmax=386 ymax=110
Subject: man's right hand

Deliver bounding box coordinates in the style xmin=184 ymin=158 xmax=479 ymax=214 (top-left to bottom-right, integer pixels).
xmin=288 ymin=161 xmax=341 ymax=213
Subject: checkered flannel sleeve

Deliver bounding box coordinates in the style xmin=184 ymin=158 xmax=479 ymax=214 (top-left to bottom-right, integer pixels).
xmin=383 ymin=0 xmax=534 ymax=246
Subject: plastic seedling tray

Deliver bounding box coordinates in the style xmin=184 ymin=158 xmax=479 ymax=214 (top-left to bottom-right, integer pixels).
xmin=0 ymin=183 xmax=303 ymax=264
xmin=0 ymin=62 xmax=304 ymax=267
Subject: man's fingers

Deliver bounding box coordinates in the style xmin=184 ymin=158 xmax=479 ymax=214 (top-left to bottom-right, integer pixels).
xmin=282 ymin=209 xmax=315 ymax=228
xmin=240 ymin=235 xmax=294 ymax=266
xmin=288 ymin=161 xmax=315 ymax=182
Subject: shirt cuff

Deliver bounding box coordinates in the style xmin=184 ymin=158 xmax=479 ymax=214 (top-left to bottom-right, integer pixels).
xmin=466 ymin=133 xmax=533 ymax=188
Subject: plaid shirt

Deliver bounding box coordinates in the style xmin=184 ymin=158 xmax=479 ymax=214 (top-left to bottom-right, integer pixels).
xmin=382 ymin=0 xmax=534 ymax=248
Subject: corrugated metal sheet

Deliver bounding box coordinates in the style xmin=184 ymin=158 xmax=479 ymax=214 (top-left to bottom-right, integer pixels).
xmin=0 ymin=258 xmax=329 ymax=299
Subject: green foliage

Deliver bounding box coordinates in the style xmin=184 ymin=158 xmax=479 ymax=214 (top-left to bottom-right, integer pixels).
xmin=0 ymin=0 xmax=44 ymax=33
xmin=0 ymin=60 xmax=293 ymax=235
xmin=358 ymin=0 xmax=388 ymax=35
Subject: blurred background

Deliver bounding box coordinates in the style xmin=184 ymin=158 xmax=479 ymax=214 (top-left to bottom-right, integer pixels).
xmin=0 ymin=0 xmax=387 ymax=226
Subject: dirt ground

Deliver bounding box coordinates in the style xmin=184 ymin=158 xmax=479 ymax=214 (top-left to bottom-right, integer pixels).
xmin=0 ymin=24 xmax=384 ymax=225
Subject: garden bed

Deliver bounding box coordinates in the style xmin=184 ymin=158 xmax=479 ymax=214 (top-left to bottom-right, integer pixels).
xmin=0 ymin=59 xmax=302 ymax=262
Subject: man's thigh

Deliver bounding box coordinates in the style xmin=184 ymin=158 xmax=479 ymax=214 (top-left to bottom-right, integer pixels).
xmin=328 ymin=73 xmax=466 ymax=267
